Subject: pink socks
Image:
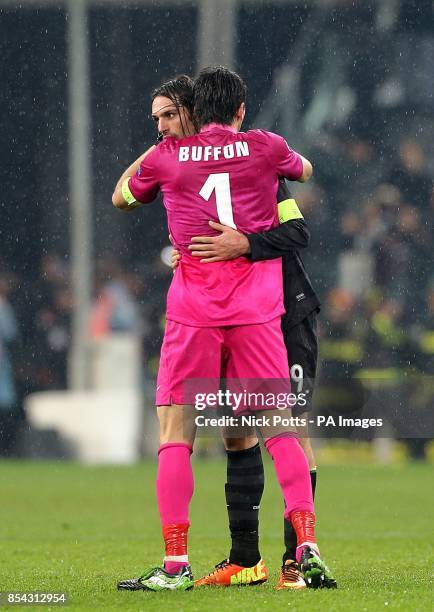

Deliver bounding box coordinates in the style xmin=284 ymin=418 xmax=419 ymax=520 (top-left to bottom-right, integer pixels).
xmin=265 ymin=434 xmax=314 ymax=517
xmin=265 ymin=435 xmax=317 ymax=563
xmin=156 ymin=443 xmax=194 ymax=574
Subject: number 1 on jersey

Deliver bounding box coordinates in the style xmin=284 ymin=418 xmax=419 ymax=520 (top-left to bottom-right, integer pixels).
xmin=199 ymin=173 xmax=237 ymax=229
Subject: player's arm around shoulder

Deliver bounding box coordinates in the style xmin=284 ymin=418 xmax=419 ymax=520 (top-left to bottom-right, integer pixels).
xmin=112 ymin=145 xmax=157 ymax=210
xmin=247 ymin=180 xmax=310 ymax=261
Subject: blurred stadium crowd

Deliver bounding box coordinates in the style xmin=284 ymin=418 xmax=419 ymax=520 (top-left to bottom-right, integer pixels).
xmin=1 ymin=134 xmax=432 ymax=457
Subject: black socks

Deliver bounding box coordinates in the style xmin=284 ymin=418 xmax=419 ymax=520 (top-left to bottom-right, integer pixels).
xmin=225 ymin=443 xmax=264 ymax=567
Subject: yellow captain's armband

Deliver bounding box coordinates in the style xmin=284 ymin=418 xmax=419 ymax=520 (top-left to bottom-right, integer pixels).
xmin=121 ymin=178 xmax=137 ymax=206
xmin=278 ymin=198 xmax=304 ymax=224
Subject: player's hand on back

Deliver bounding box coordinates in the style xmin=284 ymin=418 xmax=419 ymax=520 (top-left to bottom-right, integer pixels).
xmin=188 ymin=221 xmax=251 ymax=263
xmin=171 ymin=248 xmax=181 ymax=271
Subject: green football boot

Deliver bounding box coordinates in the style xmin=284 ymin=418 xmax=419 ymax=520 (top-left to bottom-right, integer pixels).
xmin=299 ymin=546 xmax=337 ymax=589
xmin=117 ymin=564 xmax=194 ymax=592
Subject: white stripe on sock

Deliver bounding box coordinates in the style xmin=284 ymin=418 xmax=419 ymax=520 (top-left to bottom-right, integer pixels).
xmin=164 ymin=555 xmax=189 ymax=563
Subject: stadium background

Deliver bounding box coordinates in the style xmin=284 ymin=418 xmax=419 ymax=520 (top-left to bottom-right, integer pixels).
xmin=0 ymin=1 xmax=433 ymax=609
xmin=0 ymin=0 xmax=433 ymax=457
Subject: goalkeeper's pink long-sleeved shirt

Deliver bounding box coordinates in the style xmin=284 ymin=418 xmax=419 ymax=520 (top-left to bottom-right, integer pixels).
xmin=129 ymin=123 xmax=303 ymax=327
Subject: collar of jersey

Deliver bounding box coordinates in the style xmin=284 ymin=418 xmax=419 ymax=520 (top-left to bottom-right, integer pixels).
xmin=200 ymin=123 xmax=237 ymax=134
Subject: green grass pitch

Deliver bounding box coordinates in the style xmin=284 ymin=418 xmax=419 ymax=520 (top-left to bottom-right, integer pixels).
xmin=0 ymin=458 xmax=432 ymax=611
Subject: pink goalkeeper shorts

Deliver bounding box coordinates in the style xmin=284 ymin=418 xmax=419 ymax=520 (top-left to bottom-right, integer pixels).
xmin=156 ymin=317 xmax=290 ymax=409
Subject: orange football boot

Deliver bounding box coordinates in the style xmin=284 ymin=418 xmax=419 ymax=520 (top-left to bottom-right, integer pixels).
xmin=276 ymin=560 xmax=307 ymax=590
xmin=195 ymin=558 xmax=268 ymax=587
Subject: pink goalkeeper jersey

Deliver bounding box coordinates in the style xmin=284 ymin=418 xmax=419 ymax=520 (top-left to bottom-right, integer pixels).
xmin=129 ymin=123 xmax=303 ymax=327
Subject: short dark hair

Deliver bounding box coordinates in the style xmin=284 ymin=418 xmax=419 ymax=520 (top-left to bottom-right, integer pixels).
xmin=193 ymin=66 xmax=247 ymax=127
xmin=151 ymin=74 xmax=195 ymax=116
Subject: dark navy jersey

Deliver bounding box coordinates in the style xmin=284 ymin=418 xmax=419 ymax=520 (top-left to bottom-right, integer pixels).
xmin=247 ymin=178 xmax=320 ymax=328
